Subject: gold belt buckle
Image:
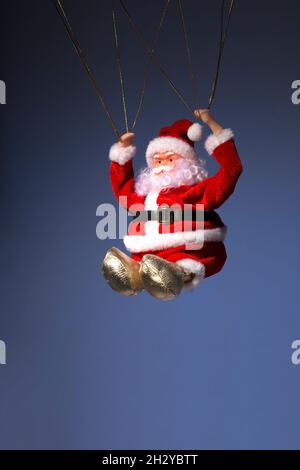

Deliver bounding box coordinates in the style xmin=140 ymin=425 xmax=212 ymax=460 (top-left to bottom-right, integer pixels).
xmin=159 ymin=205 xmax=174 ymax=224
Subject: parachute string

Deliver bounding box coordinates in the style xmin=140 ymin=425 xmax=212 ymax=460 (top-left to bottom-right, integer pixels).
xmin=177 ymin=0 xmax=200 ymax=109
xmin=52 ymin=0 xmax=121 ymax=139
xmin=112 ymin=0 xmax=129 ymax=133
xmin=119 ymin=0 xmax=195 ymax=117
xmin=132 ymin=0 xmax=172 ymax=130
xmin=208 ymin=0 xmax=235 ymax=109
xmin=53 ymin=0 xmax=236 ymax=134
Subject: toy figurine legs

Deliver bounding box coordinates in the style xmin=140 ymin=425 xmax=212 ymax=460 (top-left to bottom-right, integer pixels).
xmin=102 ymin=243 xmax=227 ymax=300
xmin=102 ymin=248 xmax=189 ymax=300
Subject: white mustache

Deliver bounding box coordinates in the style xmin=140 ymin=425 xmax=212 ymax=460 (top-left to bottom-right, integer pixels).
xmin=152 ymin=165 xmax=172 ymax=175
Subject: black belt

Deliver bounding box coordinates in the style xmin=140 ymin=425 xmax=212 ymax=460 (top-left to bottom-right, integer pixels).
xmin=130 ymin=207 xmax=217 ymax=225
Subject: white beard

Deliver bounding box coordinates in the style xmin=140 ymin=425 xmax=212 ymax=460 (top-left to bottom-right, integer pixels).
xmin=135 ymin=156 xmax=208 ymax=196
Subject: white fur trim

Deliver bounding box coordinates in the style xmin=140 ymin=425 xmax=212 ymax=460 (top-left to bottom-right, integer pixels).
xmin=176 ymin=258 xmax=205 ymax=275
xmin=109 ymin=143 xmax=136 ymax=165
xmin=143 ymin=191 xmax=160 ymax=238
xmin=123 ymin=226 xmax=227 ymax=253
xmin=144 ymin=191 xmax=159 ymax=210
xmin=146 ymin=136 xmax=196 ymax=166
xmin=205 ymin=129 xmax=234 ymax=155
xmin=176 ymin=259 xmax=205 ymax=290
xmin=187 ymin=123 xmax=203 ymax=141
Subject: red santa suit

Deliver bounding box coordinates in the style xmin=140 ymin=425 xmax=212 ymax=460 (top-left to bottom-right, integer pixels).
xmin=109 ymin=120 xmax=242 ymax=287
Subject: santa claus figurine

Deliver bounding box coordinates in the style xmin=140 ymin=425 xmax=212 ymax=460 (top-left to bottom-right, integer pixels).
xmin=102 ymin=109 xmax=242 ymax=300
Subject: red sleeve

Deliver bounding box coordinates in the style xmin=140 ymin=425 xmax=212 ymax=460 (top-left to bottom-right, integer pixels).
xmin=183 ymin=130 xmax=242 ymax=210
xmin=110 ymin=160 xmax=137 ymax=209
xmin=108 ymin=143 xmax=143 ymax=209
xmin=201 ymin=138 xmax=243 ymax=210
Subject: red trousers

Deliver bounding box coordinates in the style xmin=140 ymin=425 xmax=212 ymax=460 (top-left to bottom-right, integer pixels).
xmin=131 ymin=242 xmax=227 ymax=279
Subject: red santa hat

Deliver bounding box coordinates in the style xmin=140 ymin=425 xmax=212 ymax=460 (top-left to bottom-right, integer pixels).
xmin=145 ymin=119 xmax=202 ymax=166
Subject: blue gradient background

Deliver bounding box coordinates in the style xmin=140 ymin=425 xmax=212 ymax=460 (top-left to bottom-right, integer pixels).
xmin=0 ymin=0 xmax=300 ymax=450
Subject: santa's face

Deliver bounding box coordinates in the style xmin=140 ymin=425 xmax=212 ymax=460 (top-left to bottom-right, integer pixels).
xmin=152 ymin=151 xmax=182 ymax=175
xmin=134 ymin=149 xmax=208 ymax=196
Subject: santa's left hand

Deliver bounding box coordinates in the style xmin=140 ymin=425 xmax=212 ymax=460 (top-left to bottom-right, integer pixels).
xmin=194 ymin=109 xmax=212 ymax=124
xmin=194 ymin=109 xmax=223 ymax=136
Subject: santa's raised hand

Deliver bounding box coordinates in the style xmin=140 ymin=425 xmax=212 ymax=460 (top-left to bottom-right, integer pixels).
xmin=194 ymin=109 xmax=223 ymax=135
xmin=119 ymin=132 xmax=135 ymax=148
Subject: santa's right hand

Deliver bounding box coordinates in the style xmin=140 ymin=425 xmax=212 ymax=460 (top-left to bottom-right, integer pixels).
xmin=119 ymin=132 xmax=135 ymax=148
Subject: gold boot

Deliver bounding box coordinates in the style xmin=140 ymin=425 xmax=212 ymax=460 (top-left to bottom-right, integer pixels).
xmin=102 ymin=247 xmax=142 ymax=296
xmin=140 ymin=254 xmax=186 ymax=300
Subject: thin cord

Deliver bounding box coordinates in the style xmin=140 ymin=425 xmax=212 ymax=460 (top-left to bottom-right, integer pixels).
xmin=119 ymin=0 xmax=195 ymax=117
xmin=132 ymin=0 xmax=171 ymax=129
xmin=208 ymin=0 xmax=235 ymax=109
xmin=112 ymin=0 xmax=129 ymax=133
xmin=177 ymin=0 xmax=200 ymax=109
xmin=54 ymin=0 xmax=235 ymax=132
xmin=208 ymin=0 xmax=225 ymax=109
xmin=52 ymin=0 xmax=121 ymax=139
